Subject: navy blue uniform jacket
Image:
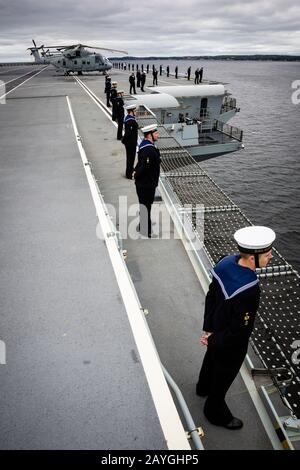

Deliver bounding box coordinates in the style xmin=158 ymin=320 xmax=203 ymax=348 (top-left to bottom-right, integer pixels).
xmin=204 ymin=255 xmax=260 ymax=352
xmin=134 ymin=139 xmax=161 ymax=189
xmin=122 ymin=115 xmax=138 ymax=147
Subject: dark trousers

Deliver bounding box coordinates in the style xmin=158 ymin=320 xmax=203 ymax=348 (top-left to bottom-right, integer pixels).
xmin=136 ymin=186 xmax=156 ymax=237
xmin=125 ymin=144 xmax=136 ymax=178
xmin=117 ymin=118 xmax=124 ymax=140
xmin=106 ymin=92 xmax=111 ymax=107
xmin=112 ymin=103 xmax=117 ymax=121
xmin=197 ymin=346 xmax=246 ymax=425
xmin=130 ymin=84 xmax=136 ymax=94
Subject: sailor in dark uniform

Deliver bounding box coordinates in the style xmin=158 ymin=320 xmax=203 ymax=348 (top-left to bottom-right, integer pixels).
xmin=196 ymin=226 xmax=276 ymax=429
xmin=136 ymin=69 xmax=141 ymax=88
xmin=187 ymin=66 xmax=191 ymax=80
xmin=134 ymin=124 xmax=161 ymax=238
xmin=104 ymin=75 xmax=111 ymax=107
xmin=152 ymin=69 xmax=158 ymax=86
xmin=140 ymin=71 xmax=146 ymax=92
xmin=115 ymin=90 xmax=125 ymax=140
xmin=122 ymin=104 xmax=138 ymax=179
xmin=199 ymin=66 xmax=203 ymax=83
xmin=110 ymin=82 xmax=118 ymax=121
xmin=129 ymin=72 xmax=136 ymax=94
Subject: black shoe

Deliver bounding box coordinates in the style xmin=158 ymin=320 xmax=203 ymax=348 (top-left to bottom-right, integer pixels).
xmin=223 ymin=417 xmax=243 ymax=430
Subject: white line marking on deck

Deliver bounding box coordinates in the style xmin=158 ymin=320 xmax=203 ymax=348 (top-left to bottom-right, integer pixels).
xmin=0 ymin=66 xmax=48 ymax=101
xmin=0 ymin=68 xmax=42 ymax=87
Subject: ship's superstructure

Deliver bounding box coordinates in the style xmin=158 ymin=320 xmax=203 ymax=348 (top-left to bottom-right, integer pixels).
xmin=131 ymin=84 xmax=243 ymax=160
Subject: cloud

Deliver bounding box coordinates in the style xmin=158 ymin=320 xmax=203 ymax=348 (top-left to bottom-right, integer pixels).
xmin=0 ymin=0 xmax=299 ymax=61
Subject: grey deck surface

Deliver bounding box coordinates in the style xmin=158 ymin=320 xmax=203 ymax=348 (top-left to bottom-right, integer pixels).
xmin=0 ymin=66 xmax=167 ymax=450
xmin=0 ymin=65 xmax=273 ymax=450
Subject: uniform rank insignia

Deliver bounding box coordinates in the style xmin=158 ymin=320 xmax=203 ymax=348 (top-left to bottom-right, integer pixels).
xmin=244 ymin=313 xmax=250 ymax=326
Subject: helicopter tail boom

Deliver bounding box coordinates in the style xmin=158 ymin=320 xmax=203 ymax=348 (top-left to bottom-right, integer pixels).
xmin=27 ymin=40 xmax=46 ymax=64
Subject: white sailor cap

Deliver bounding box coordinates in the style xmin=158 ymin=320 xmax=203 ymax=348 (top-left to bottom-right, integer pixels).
xmin=141 ymin=123 xmax=158 ymax=134
xmin=112 ymin=81 xmax=117 ymax=85
xmin=234 ymin=226 xmax=276 ymax=254
xmin=117 ymin=89 xmax=124 ymax=94
xmin=125 ymin=104 xmax=137 ymax=111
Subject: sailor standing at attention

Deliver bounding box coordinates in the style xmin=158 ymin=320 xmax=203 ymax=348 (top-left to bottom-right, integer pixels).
xmin=104 ymin=75 xmax=111 ymax=107
xmin=199 ymin=66 xmax=203 ymax=83
xmin=121 ymin=104 xmax=138 ymax=179
xmin=140 ymin=71 xmax=146 ymax=92
xmin=115 ymin=90 xmax=125 ymax=140
xmin=196 ymin=226 xmax=276 ymax=429
xmin=110 ymin=81 xmax=118 ymax=121
xmin=134 ymin=124 xmax=161 ymax=238
xmin=187 ymin=66 xmax=191 ymax=81
xmin=129 ymin=72 xmax=136 ymax=94
xmin=136 ymin=69 xmax=141 ymax=88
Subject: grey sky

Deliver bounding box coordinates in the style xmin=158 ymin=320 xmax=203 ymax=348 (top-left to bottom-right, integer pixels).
xmin=0 ymin=0 xmax=300 ymax=61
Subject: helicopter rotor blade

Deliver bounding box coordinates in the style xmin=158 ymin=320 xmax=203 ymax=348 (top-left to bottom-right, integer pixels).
xmin=79 ymin=45 xmax=128 ymax=54
xmin=44 ymin=43 xmax=128 ymax=54
xmin=98 ymin=47 xmax=128 ymax=54
xmin=43 ymin=45 xmax=78 ymax=50
xmin=27 ymin=41 xmax=43 ymax=51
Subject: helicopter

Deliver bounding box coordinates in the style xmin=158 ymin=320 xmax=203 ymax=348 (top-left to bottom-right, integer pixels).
xmin=28 ymin=40 xmax=128 ymax=75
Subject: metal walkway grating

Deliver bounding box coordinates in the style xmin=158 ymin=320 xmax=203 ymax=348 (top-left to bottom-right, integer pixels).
xmin=167 ymin=174 xmax=236 ymax=209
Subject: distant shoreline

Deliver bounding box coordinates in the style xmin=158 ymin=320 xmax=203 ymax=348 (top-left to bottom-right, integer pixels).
xmin=1 ymin=55 xmax=299 ymax=65
xmin=112 ymin=55 xmax=300 ymax=62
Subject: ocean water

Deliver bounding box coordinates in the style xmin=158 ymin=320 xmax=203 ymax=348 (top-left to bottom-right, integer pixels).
xmin=127 ymin=59 xmax=300 ymax=272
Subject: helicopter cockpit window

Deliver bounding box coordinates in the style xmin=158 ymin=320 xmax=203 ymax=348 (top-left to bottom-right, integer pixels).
xmin=74 ymin=60 xmax=77 ymax=64
xmin=76 ymin=50 xmax=80 ymax=57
